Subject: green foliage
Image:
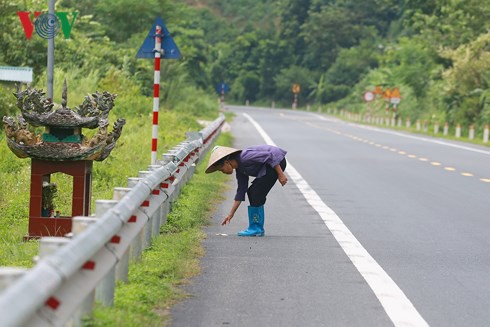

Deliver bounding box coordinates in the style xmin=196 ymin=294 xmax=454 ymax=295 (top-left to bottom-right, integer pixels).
xmin=0 ymin=84 xmax=18 ymax=118
xmin=438 ymin=33 xmax=490 ymax=126
xmin=300 ymin=3 xmax=377 ymax=71
xmin=381 ymin=37 xmax=440 ymax=97
xmin=315 ymin=42 xmax=380 ymax=103
xmin=274 ymin=65 xmax=315 ymax=106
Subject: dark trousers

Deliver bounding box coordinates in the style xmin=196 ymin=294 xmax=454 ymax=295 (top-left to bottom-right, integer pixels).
xmin=247 ymin=158 xmax=287 ymax=207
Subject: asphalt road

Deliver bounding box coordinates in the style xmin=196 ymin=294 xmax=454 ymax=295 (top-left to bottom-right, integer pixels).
xmin=170 ymin=106 xmax=490 ymax=327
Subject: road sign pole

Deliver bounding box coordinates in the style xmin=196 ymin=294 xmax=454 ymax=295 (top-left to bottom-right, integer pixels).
xmin=136 ymin=17 xmax=181 ymax=165
xmin=151 ymin=25 xmax=162 ymax=165
xmin=220 ymin=86 xmax=224 ymax=109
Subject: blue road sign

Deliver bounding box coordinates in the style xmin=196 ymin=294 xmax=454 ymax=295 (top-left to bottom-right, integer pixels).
xmin=217 ymin=82 xmax=230 ymax=95
xmin=136 ymin=17 xmax=181 ymax=59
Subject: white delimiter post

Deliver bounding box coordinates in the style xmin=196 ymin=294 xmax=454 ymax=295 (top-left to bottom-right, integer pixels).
xmin=71 ymin=217 xmax=98 ymax=326
xmin=151 ymin=25 xmax=163 ymax=165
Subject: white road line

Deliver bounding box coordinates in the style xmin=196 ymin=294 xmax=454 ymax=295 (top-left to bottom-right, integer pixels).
xmin=243 ymin=113 xmax=428 ymax=327
xmin=311 ymin=113 xmax=490 ymax=156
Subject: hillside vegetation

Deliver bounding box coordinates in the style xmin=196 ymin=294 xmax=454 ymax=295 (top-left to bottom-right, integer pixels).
xmin=187 ymin=0 xmax=490 ymax=134
xmin=3 ymin=0 xmax=490 ymax=132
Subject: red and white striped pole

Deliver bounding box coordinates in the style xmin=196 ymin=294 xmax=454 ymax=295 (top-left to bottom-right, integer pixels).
xmin=151 ymin=25 xmax=162 ymax=164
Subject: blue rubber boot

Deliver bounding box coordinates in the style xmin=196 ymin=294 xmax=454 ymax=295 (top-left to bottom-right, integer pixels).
xmin=238 ymin=205 xmax=265 ymax=237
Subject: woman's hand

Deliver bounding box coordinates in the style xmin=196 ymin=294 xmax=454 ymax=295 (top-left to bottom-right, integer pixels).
xmin=222 ymin=201 xmax=241 ymax=226
xmin=278 ymin=172 xmax=288 ymax=186
xmin=274 ymin=164 xmax=288 ymax=186
xmin=221 ymin=214 xmax=233 ymax=225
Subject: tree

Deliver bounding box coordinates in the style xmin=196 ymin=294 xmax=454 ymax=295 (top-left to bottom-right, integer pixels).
xmin=274 ymin=65 xmax=315 ymax=106
xmin=405 ymin=0 xmax=490 ymax=49
xmin=381 ymin=37 xmax=439 ymax=97
xmin=94 ymin=0 xmax=175 ymax=43
xmin=277 ymin=0 xmax=312 ymax=64
xmin=439 ymin=33 xmax=490 ymax=126
xmin=300 ymin=3 xmax=377 ymax=71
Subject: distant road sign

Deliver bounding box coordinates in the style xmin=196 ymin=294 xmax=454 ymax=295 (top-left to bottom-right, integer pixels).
xmin=217 ymin=82 xmax=230 ymax=95
xmin=363 ymin=91 xmax=375 ymax=102
xmin=292 ymin=83 xmax=300 ymax=94
xmin=383 ymin=88 xmax=392 ymax=100
xmin=390 ymin=87 xmax=401 ymax=104
xmin=136 ymin=17 xmax=181 ymax=59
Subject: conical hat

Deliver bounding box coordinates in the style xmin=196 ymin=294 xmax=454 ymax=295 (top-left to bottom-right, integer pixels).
xmin=205 ymin=146 xmax=241 ymax=174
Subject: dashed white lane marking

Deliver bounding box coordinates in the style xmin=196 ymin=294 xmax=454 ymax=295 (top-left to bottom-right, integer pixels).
xmin=243 ymin=113 xmax=429 ymax=327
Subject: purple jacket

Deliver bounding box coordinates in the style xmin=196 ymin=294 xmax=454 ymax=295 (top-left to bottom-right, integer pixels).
xmin=234 ymin=145 xmax=287 ymax=201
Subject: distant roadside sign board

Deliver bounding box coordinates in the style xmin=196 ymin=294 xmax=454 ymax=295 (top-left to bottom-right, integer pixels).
xmin=0 ymin=66 xmax=33 ymax=83
xmin=390 ymin=87 xmax=401 ymax=104
xmin=217 ymin=82 xmax=230 ymax=95
xmin=363 ymin=91 xmax=374 ymax=102
xmin=292 ymin=83 xmax=300 ymax=94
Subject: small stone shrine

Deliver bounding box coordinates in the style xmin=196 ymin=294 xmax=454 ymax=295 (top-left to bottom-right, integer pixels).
xmin=2 ymin=81 xmax=125 ymax=238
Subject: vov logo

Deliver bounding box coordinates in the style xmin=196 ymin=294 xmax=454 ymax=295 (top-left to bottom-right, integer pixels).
xmin=17 ymin=11 xmax=78 ymax=39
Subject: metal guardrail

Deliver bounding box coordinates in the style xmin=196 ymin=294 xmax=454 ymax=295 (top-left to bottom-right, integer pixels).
xmin=0 ymin=114 xmax=225 ymax=327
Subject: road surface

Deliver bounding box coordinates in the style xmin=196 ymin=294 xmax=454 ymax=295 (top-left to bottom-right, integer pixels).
xmin=170 ymin=106 xmax=490 ymax=327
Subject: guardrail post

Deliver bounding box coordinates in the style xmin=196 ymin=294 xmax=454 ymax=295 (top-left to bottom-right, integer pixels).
xmin=469 ymin=124 xmax=475 ymax=140
xmin=129 ymin=177 xmax=153 ymax=248
xmin=93 ymin=200 xmax=119 ymax=306
xmin=456 ymin=124 xmax=461 ymax=138
xmin=484 ymin=124 xmax=489 ymax=143
xmin=36 ymin=237 xmax=71 ymax=325
xmin=38 ymin=236 xmax=71 ymax=258
xmin=138 ymin=171 xmax=162 ymax=239
xmin=443 ymin=122 xmax=449 ymax=135
xmin=161 ymin=153 xmax=179 ymax=204
xmin=70 ymin=217 xmax=98 ymax=326
xmin=114 ymin=187 xmax=145 ymax=262
xmin=148 ymin=165 xmax=169 ymax=229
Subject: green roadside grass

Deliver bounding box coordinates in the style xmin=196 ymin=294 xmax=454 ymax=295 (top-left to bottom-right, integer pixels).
xmin=88 ymin=132 xmax=233 ymax=327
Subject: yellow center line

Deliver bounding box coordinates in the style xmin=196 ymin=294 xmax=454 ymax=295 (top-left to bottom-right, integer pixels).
xmin=300 ymin=124 xmax=487 ymax=184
